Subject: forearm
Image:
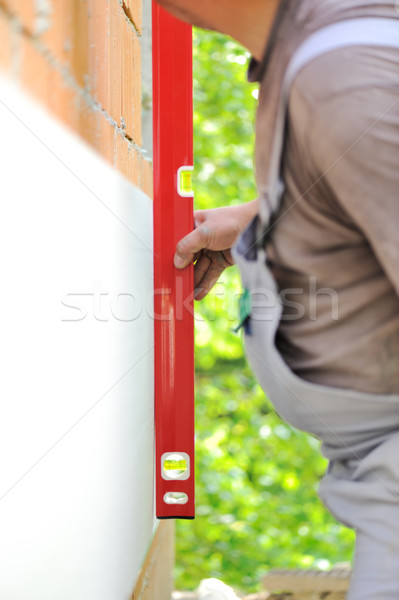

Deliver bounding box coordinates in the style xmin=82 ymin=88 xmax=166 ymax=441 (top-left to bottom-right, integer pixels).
xmin=232 ymin=198 xmax=259 ymax=232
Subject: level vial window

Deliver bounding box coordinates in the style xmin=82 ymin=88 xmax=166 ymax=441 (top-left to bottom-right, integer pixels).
xmin=177 ymin=166 xmax=194 ymax=197
xmin=161 ymin=452 xmax=190 ymax=480
xmin=164 ymin=458 xmax=187 ymax=474
xmin=164 ymin=492 xmax=189 ymax=505
xmin=180 ymin=171 xmax=192 ymax=194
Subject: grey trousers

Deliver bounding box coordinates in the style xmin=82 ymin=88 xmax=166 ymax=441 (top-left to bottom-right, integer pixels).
xmin=233 ymin=237 xmax=399 ymax=600
xmin=320 ymin=437 xmax=399 ymax=599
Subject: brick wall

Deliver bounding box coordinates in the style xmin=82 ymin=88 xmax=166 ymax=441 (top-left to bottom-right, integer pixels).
xmin=0 ymin=0 xmax=152 ymax=197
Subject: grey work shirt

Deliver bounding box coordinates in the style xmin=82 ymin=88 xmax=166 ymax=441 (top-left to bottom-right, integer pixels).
xmin=250 ymin=9 xmax=399 ymax=393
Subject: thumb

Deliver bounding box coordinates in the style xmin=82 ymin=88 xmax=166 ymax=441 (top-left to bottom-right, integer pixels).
xmin=174 ymin=226 xmax=211 ymax=269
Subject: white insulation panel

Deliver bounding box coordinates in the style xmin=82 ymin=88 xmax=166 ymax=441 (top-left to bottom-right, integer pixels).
xmin=0 ymin=75 xmax=156 ymax=600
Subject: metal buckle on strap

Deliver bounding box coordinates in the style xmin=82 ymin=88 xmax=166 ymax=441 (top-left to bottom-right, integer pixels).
xmin=256 ymin=209 xmax=280 ymax=250
xmin=233 ymin=288 xmax=252 ymax=335
xmin=257 ymin=180 xmax=285 ymax=249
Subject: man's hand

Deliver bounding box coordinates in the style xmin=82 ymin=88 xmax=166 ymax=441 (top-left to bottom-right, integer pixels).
xmin=174 ymin=200 xmax=258 ymax=300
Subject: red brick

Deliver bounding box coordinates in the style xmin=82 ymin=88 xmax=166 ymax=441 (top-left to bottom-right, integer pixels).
xmin=41 ymin=0 xmax=90 ymax=89
xmin=20 ymin=36 xmax=80 ymax=131
xmin=88 ymin=0 xmax=109 ymax=109
xmin=69 ymin=0 xmax=90 ymax=88
xmin=39 ymin=0 xmax=90 ymax=91
xmin=40 ymin=0 xmax=71 ymax=65
xmin=20 ymin=36 xmax=52 ymax=105
xmin=15 ymin=0 xmax=146 ymax=184
xmin=48 ymin=67 xmax=77 ymax=130
xmin=107 ymin=1 xmax=122 ymax=128
xmin=90 ymin=2 xmax=142 ymax=144
xmin=131 ymin=31 xmax=141 ymax=145
xmin=20 ymin=36 xmax=104 ymax=153
xmin=115 ymin=131 xmax=129 ymax=177
xmin=2 ymin=0 xmax=36 ymax=34
xmin=120 ymin=14 xmax=134 ymax=138
xmin=124 ymin=0 xmax=142 ymax=34
xmin=97 ymin=112 xmax=116 ymax=166
xmin=0 ymin=10 xmax=12 ymax=69
xmin=119 ymin=23 xmax=142 ymax=145
xmin=115 ymin=139 xmax=151 ymax=191
xmin=77 ymin=101 xmax=98 ymax=147
xmin=127 ymin=145 xmax=140 ymax=185
xmin=138 ymin=155 xmax=153 ymax=198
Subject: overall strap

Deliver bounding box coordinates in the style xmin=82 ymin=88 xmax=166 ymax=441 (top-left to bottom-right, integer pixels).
xmin=260 ymin=17 xmax=399 ymax=231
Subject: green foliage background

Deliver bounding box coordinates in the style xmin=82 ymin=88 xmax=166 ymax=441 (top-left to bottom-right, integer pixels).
xmin=175 ymin=29 xmax=355 ymax=594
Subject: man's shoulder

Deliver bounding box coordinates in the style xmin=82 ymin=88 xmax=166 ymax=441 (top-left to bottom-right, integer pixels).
xmin=289 ymin=44 xmax=399 ymax=150
xmin=291 ymin=44 xmax=398 ymax=109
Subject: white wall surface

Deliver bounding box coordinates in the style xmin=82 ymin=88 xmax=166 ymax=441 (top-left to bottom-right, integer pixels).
xmin=0 ymin=74 xmax=156 ymax=600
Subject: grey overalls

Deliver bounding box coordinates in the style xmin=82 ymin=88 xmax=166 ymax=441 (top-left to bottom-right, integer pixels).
xmin=232 ymin=19 xmax=399 ymax=600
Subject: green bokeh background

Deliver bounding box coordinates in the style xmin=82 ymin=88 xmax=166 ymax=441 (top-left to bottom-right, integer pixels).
xmin=175 ymin=29 xmax=355 ymax=594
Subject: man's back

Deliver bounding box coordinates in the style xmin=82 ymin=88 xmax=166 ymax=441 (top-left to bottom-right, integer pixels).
xmin=266 ymin=44 xmax=399 ymax=393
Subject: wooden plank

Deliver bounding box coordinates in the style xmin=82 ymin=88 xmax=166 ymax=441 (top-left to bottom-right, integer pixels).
xmin=133 ymin=521 xmax=175 ymax=600
xmin=263 ymin=568 xmax=351 ymax=593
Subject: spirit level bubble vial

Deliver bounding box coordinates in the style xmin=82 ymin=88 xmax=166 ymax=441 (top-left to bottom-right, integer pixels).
xmin=177 ymin=166 xmax=194 ymax=198
xmin=161 ymin=452 xmax=190 ymax=480
xmin=152 ymin=2 xmax=195 ymax=520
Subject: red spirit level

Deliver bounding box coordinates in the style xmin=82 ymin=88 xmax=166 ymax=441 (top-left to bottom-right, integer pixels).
xmin=152 ymin=3 xmax=195 ymax=519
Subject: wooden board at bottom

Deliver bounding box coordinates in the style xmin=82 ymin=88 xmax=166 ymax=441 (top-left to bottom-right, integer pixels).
xmin=133 ymin=521 xmax=175 ymax=600
xmin=263 ymin=567 xmax=350 ymax=598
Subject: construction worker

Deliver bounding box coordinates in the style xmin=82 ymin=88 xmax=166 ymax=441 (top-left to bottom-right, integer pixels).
xmin=157 ymin=1 xmax=399 ymax=598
